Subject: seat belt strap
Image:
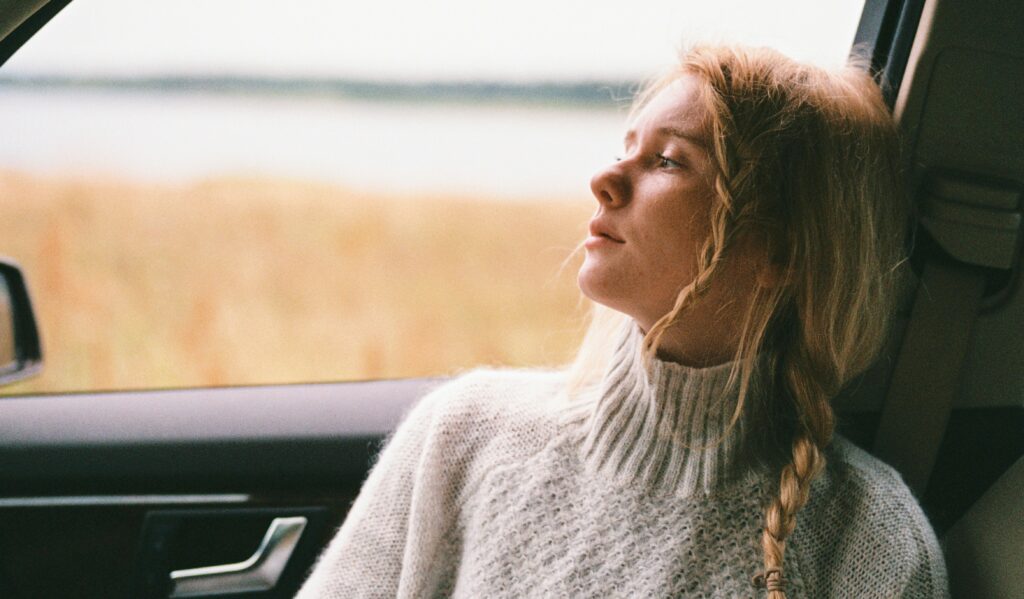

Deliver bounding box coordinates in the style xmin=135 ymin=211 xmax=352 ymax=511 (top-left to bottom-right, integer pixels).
xmin=872 ymin=258 xmax=986 ymax=495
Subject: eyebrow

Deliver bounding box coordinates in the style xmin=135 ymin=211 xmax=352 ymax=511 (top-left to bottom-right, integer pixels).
xmin=656 ymin=126 xmax=707 ymax=149
xmin=623 ymin=126 xmax=707 ymax=150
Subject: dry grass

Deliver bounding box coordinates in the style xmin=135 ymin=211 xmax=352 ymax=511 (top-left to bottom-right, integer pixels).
xmin=0 ymin=170 xmax=595 ymax=395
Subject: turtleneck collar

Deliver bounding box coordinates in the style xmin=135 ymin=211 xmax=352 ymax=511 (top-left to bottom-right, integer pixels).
xmin=565 ymin=319 xmax=769 ymax=497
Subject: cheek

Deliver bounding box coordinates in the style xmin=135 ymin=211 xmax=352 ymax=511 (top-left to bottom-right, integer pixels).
xmin=631 ymin=209 xmax=708 ymax=303
xmin=637 ymin=213 xmax=702 ymax=274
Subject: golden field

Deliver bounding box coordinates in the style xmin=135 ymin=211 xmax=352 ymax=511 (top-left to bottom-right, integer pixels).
xmin=0 ymin=169 xmax=595 ymax=395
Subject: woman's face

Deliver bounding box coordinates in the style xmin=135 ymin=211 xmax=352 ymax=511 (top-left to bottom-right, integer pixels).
xmin=579 ymin=75 xmax=717 ymax=335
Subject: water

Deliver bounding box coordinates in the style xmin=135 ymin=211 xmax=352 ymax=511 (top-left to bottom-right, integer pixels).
xmin=0 ymin=86 xmax=628 ymax=200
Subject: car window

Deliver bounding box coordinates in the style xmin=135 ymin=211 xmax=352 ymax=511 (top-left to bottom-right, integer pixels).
xmin=0 ymin=0 xmax=865 ymax=394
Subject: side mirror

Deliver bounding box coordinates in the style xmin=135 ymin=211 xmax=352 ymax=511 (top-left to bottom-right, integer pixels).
xmin=0 ymin=258 xmax=42 ymax=387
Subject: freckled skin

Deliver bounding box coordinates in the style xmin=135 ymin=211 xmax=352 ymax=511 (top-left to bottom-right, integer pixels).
xmin=578 ymin=76 xmax=763 ymax=367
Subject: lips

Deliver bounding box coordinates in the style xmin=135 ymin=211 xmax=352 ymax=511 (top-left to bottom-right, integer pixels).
xmin=588 ymin=219 xmax=625 ymax=243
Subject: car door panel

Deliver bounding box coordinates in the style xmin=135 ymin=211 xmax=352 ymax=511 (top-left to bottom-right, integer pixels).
xmin=0 ymin=379 xmax=432 ymax=598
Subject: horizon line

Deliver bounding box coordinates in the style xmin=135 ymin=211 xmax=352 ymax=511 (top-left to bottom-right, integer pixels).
xmin=0 ymin=74 xmax=641 ymax=106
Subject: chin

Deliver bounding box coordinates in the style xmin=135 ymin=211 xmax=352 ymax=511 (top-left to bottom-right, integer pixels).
xmin=577 ymin=262 xmax=627 ymax=313
xmin=576 ymin=260 xmax=602 ymax=302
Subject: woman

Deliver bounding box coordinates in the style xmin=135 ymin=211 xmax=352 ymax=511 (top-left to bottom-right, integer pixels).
xmin=298 ymin=45 xmax=948 ymax=598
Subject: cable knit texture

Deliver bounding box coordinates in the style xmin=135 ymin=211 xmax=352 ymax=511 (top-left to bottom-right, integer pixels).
xmin=297 ymin=321 xmax=949 ymax=598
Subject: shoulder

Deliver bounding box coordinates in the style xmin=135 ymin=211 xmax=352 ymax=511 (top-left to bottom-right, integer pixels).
xmin=791 ymin=436 xmax=949 ymax=598
xmin=423 ymin=366 xmax=569 ymax=406
xmin=415 ymin=366 xmax=569 ymax=430
xmin=396 ymin=366 xmax=570 ymax=487
xmin=820 ymin=437 xmax=934 ymax=530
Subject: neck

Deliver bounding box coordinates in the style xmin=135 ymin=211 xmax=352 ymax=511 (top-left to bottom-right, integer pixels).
xmin=639 ymin=313 xmax=743 ymax=369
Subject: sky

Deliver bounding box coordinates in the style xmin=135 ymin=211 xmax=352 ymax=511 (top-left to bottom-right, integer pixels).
xmin=5 ymin=0 xmax=867 ymax=81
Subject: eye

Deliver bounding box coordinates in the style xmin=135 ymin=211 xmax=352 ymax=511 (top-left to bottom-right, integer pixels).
xmin=656 ymin=154 xmax=683 ymax=169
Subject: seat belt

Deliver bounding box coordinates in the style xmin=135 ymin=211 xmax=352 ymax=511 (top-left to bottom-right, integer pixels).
xmin=873 ymin=171 xmax=1021 ymax=496
xmin=872 ymin=259 xmax=985 ymax=496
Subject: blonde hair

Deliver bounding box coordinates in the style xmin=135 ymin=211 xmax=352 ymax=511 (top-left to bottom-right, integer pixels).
xmin=567 ymin=45 xmax=906 ymax=597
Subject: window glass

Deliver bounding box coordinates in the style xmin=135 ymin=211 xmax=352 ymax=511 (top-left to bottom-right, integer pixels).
xmin=0 ymin=0 xmax=865 ymax=394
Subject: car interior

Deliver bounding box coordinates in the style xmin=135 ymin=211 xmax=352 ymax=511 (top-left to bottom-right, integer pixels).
xmin=0 ymin=0 xmax=1021 ymax=597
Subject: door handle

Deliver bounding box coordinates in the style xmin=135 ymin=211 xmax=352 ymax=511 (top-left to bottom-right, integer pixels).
xmin=169 ymin=516 xmax=307 ymax=597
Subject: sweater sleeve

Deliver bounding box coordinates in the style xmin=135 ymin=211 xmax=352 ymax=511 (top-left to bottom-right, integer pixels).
xmin=792 ymin=438 xmax=950 ymax=599
xmin=295 ymin=380 xmax=462 ymax=599
xmin=877 ymin=487 xmax=950 ymax=599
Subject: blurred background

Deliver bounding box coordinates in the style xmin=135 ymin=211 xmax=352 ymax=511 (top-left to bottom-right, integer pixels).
xmin=0 ymin=0 xmax=864 ymax=394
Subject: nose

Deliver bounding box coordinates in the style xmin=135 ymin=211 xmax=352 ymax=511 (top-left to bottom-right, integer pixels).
xmin=590 ymin=159 xmax=629 ymax=208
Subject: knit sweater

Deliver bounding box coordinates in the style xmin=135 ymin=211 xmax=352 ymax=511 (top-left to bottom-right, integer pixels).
xmin=297 ymin=321 xmax=949 ymax=598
